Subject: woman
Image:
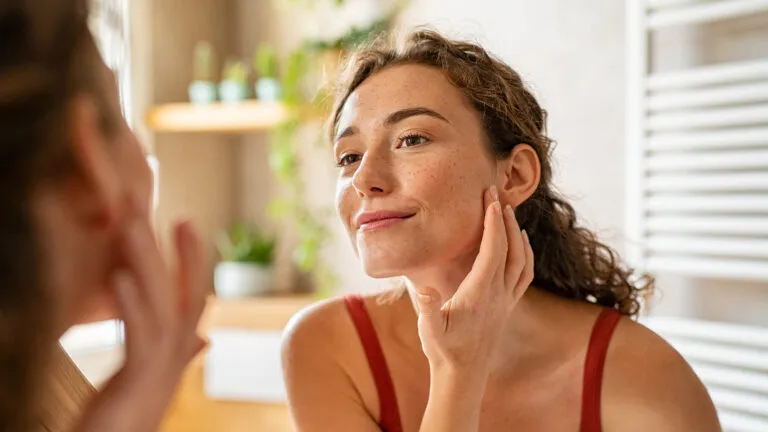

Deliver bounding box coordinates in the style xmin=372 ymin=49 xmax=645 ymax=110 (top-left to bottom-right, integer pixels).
xmin=0 ymin=0 xmax=207 ymax=430
xmin=282 ymin=30 xmax=721 ymax=431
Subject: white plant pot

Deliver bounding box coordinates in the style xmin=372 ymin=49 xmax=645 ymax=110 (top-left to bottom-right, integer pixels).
xmin=214 ymin=262 xmax=274 ymax=299
xmin=218 ymin=80 xmax=249 ymax=103
xmin=255 ymin=77 xmax=282 ymax=102
xmin=188 ymin=80 xmax=217 ymax=104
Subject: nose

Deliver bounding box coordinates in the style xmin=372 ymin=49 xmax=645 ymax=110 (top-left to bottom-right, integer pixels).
xmin=351 ymin=151 xmax=393 ymax=198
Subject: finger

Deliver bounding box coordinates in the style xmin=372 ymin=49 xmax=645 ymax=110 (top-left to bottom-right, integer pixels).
xmin=122 ymin=207 xmax=173 ymax=321
xmin=114 ymin=270 xmax=150 ymax=346
xmin=503 ymin=205 xmax=526 ymax=291
xmin=513 ymin=230 xmax=535 ymax=301
xmin=175 ymin=220 xmax=208 ymax=331
xmin=415 ymin=286 xmax=445 ymax=338
xmin=463 ymin=187 xmax=506 ymax=294
xmin=491 ymin=194 xmax=509 ymax=289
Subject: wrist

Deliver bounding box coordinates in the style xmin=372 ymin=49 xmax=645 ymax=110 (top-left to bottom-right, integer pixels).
xmin=429 ymin=363 xmax=488 ymax=397
xmin=421 ymin=365 xmax=487 ymax=432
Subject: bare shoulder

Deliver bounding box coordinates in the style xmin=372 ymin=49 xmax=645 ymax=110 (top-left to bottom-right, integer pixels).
xmin=281 ymin=292 xmax=398 ymax=430
xmin=281 ymin=295 xmax=357 ymax=371
xmin=602 ymin=316 xmax=721 ymax=431
xmin=283 ymin=289 xmax=408 ymax=350
xmin=282 ymin=291 xmax=396 ymax=355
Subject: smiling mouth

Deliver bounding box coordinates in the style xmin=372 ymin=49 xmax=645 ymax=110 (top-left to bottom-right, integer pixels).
xmin=357 ymin=214 xmax=415 ymax=232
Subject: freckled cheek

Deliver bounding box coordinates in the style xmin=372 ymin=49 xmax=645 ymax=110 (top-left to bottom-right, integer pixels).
xmin=404 ymin=157 xmax=478 ymax=218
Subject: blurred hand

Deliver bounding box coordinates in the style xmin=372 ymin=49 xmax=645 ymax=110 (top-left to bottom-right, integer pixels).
xmin=74 ymin=198 xmax=209 ymax=432
xmin=415 ymin=185 xmax=534 ymax=377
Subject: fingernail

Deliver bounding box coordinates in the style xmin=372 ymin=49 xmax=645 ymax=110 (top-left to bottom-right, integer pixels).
xmin=490 ymin=185 xmax=499 ymax=202
xmin=493 ymin=201 xmax=502 ymax=215
xmin=505 ymin=204 xmax=513 ymax=218
xmin=522 ymin=229 xmax=530 ymax=244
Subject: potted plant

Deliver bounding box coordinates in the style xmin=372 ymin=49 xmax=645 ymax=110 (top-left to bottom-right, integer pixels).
xmin=218 ymin=58 xmax=249 ymax=103
xmin=188 ymin=41 xmax=217 ymax=104
xmin=214 ymin=222 xmax=276 ymax=299
xmin=254 ymin=44 xmax=282 ymax=102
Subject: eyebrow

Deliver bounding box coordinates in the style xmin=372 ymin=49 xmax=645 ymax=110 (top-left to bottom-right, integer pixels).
xmin=385 ymin=107 xmax=449 ymax=126
xmin=334 ymin=106 xmax=450 ymax=142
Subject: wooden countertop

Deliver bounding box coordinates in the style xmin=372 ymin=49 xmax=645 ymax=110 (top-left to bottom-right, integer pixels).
xmin=159 ymin=295 xmax=315 ymax=432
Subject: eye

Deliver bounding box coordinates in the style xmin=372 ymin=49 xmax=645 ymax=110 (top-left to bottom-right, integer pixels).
xmin=336 ymin=153 xmax=362 ymax=167
xmin=399 ymin=134 xmax=430 ymax=148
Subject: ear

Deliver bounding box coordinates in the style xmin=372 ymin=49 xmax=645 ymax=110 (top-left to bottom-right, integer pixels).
xmin=497 ymin=144 xmax=541 ymax=207
xmin=67 ymin=95 xmax=122 ymax=228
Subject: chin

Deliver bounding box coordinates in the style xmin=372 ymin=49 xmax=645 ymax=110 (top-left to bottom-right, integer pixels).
xmin=362 ymin=263 xmax=403 ymax=279
xmin=359 ymin=249 xmax=428 ymax=279
xmin=355 ymin=231 xmax=453 ymax=278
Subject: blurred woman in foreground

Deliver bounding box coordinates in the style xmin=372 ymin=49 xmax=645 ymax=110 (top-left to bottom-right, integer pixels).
xmin=0 ymin=0 xmax=207 ymax=430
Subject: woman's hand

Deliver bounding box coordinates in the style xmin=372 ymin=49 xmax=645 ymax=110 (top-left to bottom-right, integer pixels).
xmin=416 ymin=185 xmax=533 ymax=373
xmin=74 ymin=199 xmax=209 ymax=432
xmin=415 ymin=185 xmax=534 ymax=432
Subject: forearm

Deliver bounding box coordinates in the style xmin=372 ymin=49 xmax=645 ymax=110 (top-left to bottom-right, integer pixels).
xmin=72 ymin=371 xmax=176 ymax=432
xmin=419 ymin=366 xmax=488 ymax=432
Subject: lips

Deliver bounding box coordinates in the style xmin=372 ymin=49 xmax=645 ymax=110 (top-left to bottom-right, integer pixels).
xmin=354 ymin=210 xmax=416 ymax=230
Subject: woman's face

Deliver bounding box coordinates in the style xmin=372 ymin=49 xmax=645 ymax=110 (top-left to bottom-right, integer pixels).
xmin=37 ymin=57 xmax=153 ymax=329
xmin=334 ymin=64 xmax=497 ymax=278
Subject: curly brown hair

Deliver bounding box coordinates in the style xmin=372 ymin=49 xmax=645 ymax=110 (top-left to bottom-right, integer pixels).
xmin=329 ymin=29 xmax=653 ymax=317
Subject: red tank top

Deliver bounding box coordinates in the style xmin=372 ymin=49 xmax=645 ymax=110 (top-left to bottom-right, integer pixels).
xmin=344 ymin=294 xmax=621 ymax=432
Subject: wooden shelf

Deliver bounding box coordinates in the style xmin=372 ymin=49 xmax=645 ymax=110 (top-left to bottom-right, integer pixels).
xmin=202 ymin=294 xmax=316 ymax=331
xmin=146 ymin=101 xmax=288 ymax=133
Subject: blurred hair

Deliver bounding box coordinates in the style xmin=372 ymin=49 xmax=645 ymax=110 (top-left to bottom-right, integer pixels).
xmin=0 ymin=0 xmax=115 ymax=428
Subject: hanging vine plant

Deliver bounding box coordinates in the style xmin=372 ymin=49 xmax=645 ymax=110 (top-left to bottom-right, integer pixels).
xmin=266 ymin=47 xmax=339 ymax=297
xmin=265 ymin=1 xmax=401 ymax=297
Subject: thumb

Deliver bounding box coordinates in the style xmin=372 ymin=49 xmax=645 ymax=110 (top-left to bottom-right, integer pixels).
xmin=415 ymin=287 xmax=444 ymax=333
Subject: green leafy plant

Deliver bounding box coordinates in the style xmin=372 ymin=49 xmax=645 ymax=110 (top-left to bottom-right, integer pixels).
xmin=254 ymin=44 xmax=280 ymax=78
xmin=265 ymin=46 xmax=340 ymax=296
xmin=222 ymin=58 xmax=248 ymax=84
xmin=216 ymin=222 xmax=276 ymax=265
xmin=281 ymin=49 xmax=309 ymax=107
xmin=306 ymin=15 xmax=391 ymax=52
xmin=193 ymin=41 xmax=215 ymax=81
